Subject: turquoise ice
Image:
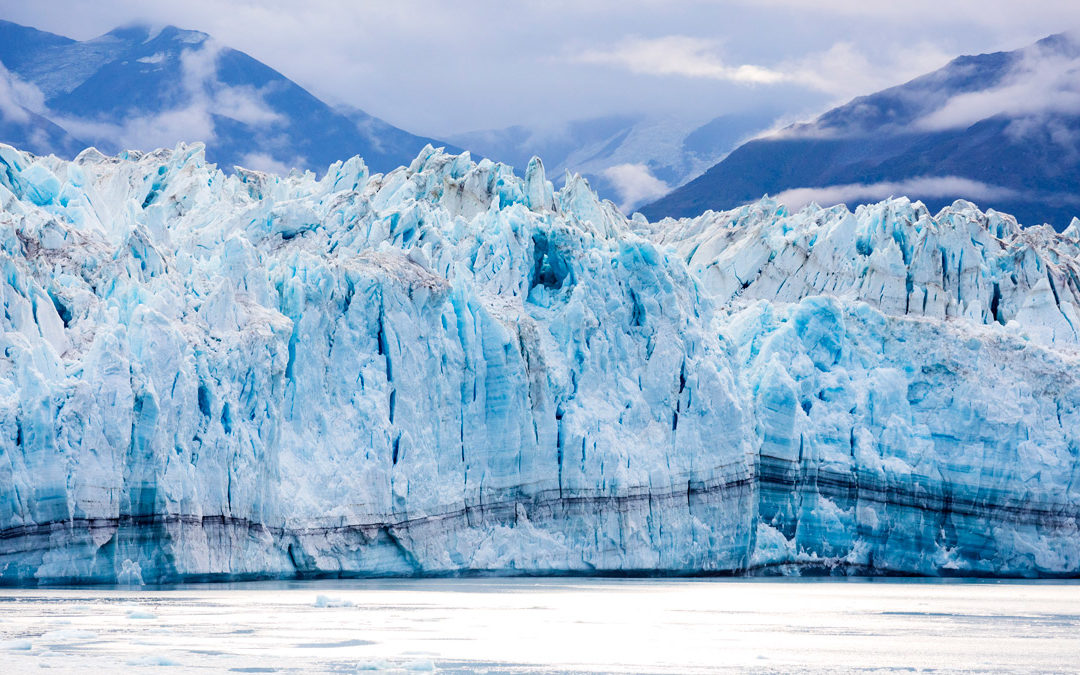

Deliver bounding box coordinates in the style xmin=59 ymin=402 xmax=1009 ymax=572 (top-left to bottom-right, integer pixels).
xmin=0 ymin=142 xmax=1077 ymax=583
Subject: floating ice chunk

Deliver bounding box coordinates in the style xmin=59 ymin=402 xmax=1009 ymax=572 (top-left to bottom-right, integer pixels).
xmin=3 ymin=639 xmax=32 ymax=650
xmin=404 ymin=660 xmax=437 ymax=671
xmin=127 ymin=654 xmax=180 ymax=666
xmin=41 ymin=630 xmax=97 ymax=641
xmin=314 ymin=595 xmax=354 ymax=608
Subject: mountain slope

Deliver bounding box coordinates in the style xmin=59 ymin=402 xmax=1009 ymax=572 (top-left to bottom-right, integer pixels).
xmin=0 ymin=96 xmax=86 ymax=158
xmin=642 ymin=34 xmax=1080 ymax=229
xmin=0 ymin=23 xmax=87 ymax=157
xmin=450 ymin=111 xmax=779 ymax=212
xmin=0 ymin=20 xmax=459 ymax=173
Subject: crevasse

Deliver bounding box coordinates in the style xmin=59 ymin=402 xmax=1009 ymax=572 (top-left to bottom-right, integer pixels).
xmin=0 ymin=142 xmax=1077 ymax=584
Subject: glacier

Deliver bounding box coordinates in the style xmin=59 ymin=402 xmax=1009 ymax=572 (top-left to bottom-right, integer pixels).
xmin=0 ymin=141 xmax=1077 ymax=584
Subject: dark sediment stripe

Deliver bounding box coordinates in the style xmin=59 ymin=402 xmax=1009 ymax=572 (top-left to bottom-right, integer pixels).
xmin=1 ymin=462 xmax=1077 ymax=584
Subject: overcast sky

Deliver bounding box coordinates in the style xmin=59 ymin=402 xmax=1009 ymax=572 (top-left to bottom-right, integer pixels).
xmin=1 ymin=0 xmax=1078 ymax=137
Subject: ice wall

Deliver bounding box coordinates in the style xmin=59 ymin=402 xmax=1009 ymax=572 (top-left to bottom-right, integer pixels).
xmin=644 ymin=198 xmax=1080 ymax=346
xmin=0 ymin=143 xmax=1077 ymax=583
xmin=647 ymin=199 xmax=1080 ymax=575
xmin=0 ymin=144 xmax=755 ymax=583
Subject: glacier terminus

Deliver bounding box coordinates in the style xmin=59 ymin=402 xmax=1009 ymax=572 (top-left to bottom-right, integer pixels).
xmin=1 ymin=142 xmax=1079 ymax=584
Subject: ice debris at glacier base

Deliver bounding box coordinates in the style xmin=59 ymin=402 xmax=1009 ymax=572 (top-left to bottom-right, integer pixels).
xmin=0 ymin=141 xmax=1078 ymax=584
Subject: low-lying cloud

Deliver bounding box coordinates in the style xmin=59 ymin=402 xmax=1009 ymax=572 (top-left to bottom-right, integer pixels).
xmin=783 ymin=40 xmax=954 ymax=100
xmin=916 ymin=36 xmax=1080 ymax=133
xmin=58 ymin=105 xmax=216 ymax=154
xmin=0 ymin=62 xmax=46 ymax=125
xmin=602 ymin=163 xmax=670 ymax=212
xmin=55 ymin=38 xmax=285 ymax=156
xmin=572 ymin=35 xmax=955 ymax=104
xmin=772 ymin=176 xmax=1021 ymax=211
xmin=575 ymin=36 xmax=787 ymax=84
xmin=238 ymin=151 xmax=304 ymax=175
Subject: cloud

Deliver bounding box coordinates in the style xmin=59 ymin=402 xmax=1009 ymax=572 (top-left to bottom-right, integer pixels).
xmin=915 ymin=39 xmax=1080 ymax=132
xmin=602 ymin=163 xmax=670 ymax=211
xmin=0 ymin=62 xmax=46 ymax=124
xmin=178 ymin=34 xmax=218 ymax=92
xmin=781 ymin=40 xmax=955 ymax=100
xmin=575 ymin=36 xmax=787 ymax=84
xmin=724 ymin=0 xmax=1080 ymax=30
xmin=179 ymin=39 xmax=283 ymax=126
xmin=213 ymin=85 xmax=285 ymax=126
xmin=5 ymin=0 xmax=1080 ymax=136
xmin=572 ymin=35 xmax=956 ymax=106
xmin=59 ymin=106 xmax=216 ymax=153
xmin=238 ymin=152 xmax=297 ymax=175
xmin=53 ymin=39 xmax=284 ymax=154
xmin=772 ymin=176 xmax=1021 ymax=210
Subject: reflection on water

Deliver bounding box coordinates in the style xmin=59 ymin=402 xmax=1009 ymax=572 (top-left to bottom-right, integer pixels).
xmin=0 ymin=577 xmax=1078 ymax=673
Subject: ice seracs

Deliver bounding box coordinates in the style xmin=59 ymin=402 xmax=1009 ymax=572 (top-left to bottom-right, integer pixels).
xmin=0 ymin=142 xmax=1078 ymax=584
xmin=642 ymin=198 xmax=1080 ymax=346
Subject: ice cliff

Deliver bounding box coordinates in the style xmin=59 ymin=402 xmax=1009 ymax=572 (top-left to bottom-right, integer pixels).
xmin=0 ymin=142 xmax=1078 ymax=584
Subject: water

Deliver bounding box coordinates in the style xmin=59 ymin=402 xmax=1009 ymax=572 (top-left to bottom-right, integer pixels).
xmin=0 ymin=578 xmax=1077 ymax=673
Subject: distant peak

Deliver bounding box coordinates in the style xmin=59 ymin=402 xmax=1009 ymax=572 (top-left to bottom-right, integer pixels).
xmin=103 ymin=22 xmax=156 ymax=41
xmin=102 ymin=22 xmax=209 ymax=46
xmin=1031 ymin=30 xmax=1080 ymax=56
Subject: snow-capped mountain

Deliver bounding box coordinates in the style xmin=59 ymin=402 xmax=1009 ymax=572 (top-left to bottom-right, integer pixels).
xmin=642 ymin=33 xmax=1080 ymax=229
xmin=1 ymin=140 xmax=1078 ymax=584
xmin=449 ymin=110 xmax=779 ymax=213
xmin=0 ymin=20 xmax=459 ymax=174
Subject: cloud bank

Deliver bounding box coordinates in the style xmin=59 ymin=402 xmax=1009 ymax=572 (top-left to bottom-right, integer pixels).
xmin=575 ymin=36 xmax=786 ymax=84
xmin=916 ymin=38 xmax=1080 ymax=133
xmin=772 ymin=176 xmax=1021 ymax=211
xmin=602 ymin=163 xmax=671 ymax=211
xmin=0 ymin=62 xmax=46 ymax=124
xmin=53 ymin=38 xmax=288 ymax=158
xmin=572 ymin=35 xmax=957 ymax=105
xmin=6 ymin=0 xmax=1078 ymax=135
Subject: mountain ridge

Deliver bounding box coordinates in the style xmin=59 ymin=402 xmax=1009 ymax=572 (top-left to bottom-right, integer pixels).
xmin=448 ymin=109 xmax=782 ymax=212
xmin=641 ymin=33 xmax=1080 ymax=229
xmin=0 ymin=19 xmax=461 ymax=174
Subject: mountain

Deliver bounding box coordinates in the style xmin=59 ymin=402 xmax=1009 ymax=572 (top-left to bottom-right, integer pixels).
xmin=449 ymin=110 xmax=779 ymax=212
xmin=0 ymin=95 xmax=86 ymax=158
xmin=0 ymin=23 xmax=88 ymax=156
xmin=0 ymin=20 xmax=459 ymax=173
xmin=1 ymin=140 xmax=1078 ymax=584
xmin=642 ymin=33 xmax=1080 ymax=229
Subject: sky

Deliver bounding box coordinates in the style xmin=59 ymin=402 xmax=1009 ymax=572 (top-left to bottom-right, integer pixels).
xmin=0 ymin=0 xmax=1078 ymax=138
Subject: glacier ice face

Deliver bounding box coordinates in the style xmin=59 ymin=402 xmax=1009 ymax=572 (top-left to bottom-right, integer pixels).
xmin=0 ymin=143 xmax=754 ymax=583
xmin=0 ymin=142 xmax=1077 ymax=584
xmin=730 ymin=296 xmax=1080 ymax=574
xmin=645 ymin=199 xmax=1080 ymax=575
xmin=643 ymin=198 xmax=1080 ymax=346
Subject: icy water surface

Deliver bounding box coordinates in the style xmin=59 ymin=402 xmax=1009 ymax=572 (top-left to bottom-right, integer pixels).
xmin=0 ymin=578 xmax=1078 ymax=673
